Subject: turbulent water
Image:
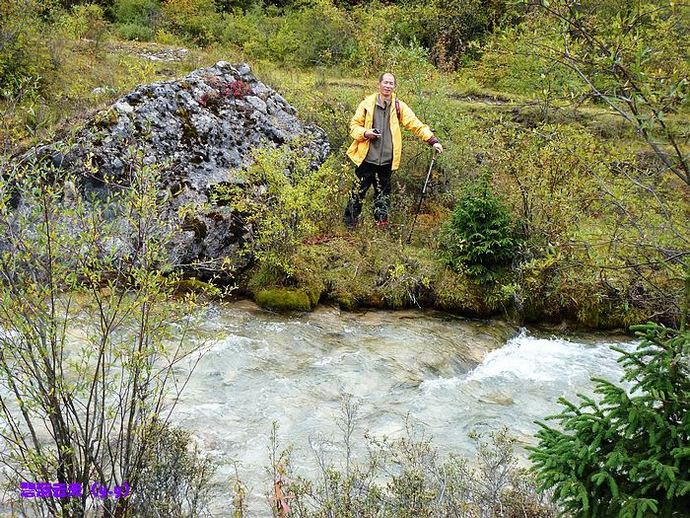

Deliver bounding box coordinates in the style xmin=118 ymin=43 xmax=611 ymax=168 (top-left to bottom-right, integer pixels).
xmin=168 ymin=300 xmax=634 ymax=515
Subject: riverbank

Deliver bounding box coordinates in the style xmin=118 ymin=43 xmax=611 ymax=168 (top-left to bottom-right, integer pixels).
xmin=224 ymin=229 xmax=645 ymax=332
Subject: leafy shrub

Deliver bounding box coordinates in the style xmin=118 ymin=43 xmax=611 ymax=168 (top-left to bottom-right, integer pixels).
xmin=488 ymin=123 xmax=603 ymax=247
xmin=529 ymin=322 xmax=690 ymax=516
xmin=440 ymin=174 xmax=523 ymax=282
xmin=113 ymin=0 xmax=160 ymax=25
xmin=153 ymin=27 xmax=178 ymax=44
xmin=484 ymin=118 xmax=687 ymax=327
xmin=0 ymin=156 xmax=209 ymax=517
xmin=58 ymin=3 xmax=108 ymax=40
xmin=348 ymin=2 xmax=438 ymax=72
xmin=382 ymin=2 xmax=438 ymax=50
xmin=0 ymin=0 xmax=53 ymax=97
xmin=215 ymin=0 xmax=523 ymax=71
xmin=128 ymin=420 xmax=216 ymax=517
xmin=382 ymin=40 xmax=435 ymax=85
xmin=515 ymin=249 xmax=651 ymax=329
xmin=220 ymin=8 xmax=266 ymax=48
xmin=161 ymin=0 xmax=222 ymax=44
xmin=116 ymin=21 xmax=155 ymax=40
xmin=222 ymin=1 xmax=440 ymax=70
xmin=466 ymin=20 xmax=581 ymax=97
xmin=430 ymin=0 xmax=523 ymax=70
xmin=215 ymin=143 xmax=339 ymax=276
xmin=268 ymin=0 xmax=357 ymax=66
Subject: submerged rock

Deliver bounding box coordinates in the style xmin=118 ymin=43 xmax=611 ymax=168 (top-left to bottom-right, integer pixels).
xmin=17 ymin=61 xmax=330 ymax=282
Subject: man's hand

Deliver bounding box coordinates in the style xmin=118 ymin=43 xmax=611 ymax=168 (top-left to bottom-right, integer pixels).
xmin=364 ymin=129 xmax=380 ymax=139
xmin=433 ymin=142 xmax=443 ymax=154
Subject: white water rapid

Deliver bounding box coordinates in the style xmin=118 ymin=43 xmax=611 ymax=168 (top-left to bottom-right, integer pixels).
xmin=168 ymin=301 xmax=634 ymax=515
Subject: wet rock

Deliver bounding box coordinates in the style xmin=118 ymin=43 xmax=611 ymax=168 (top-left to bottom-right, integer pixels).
xmin=479 ymin=392 xmax=515 ymax=406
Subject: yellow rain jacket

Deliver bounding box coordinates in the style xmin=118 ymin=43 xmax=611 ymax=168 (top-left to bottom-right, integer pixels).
xmin=346 ymin=93 xmax=436 ymax=171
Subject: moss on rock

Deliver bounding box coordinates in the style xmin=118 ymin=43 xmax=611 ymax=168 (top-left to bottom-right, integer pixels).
xmin=330 ymin=288 xmax=357 ymax=310
xmin=255 ymin=288 xmax=314 ymax=311
xmin=246 ymin=259 xmax=324 ymax=312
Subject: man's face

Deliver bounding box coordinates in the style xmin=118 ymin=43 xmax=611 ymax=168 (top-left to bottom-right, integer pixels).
xmin=378 ymin=74 xmax=396 ymax=98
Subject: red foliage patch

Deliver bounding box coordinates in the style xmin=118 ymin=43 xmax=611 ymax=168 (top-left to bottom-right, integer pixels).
xmin=199 ymin=77 xmax=252 ymax=107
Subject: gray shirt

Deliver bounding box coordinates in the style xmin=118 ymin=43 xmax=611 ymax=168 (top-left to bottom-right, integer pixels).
xmin=364 ymin=95 xmax=393 ymax=166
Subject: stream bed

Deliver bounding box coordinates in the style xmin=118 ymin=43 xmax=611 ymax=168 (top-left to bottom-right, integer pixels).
xmin=169 ymin=301 xmax=634 ymax=515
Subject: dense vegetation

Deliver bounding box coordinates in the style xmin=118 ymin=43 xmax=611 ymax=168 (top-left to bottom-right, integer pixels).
xmin=1 ymin=0 xmax=689 ymax=515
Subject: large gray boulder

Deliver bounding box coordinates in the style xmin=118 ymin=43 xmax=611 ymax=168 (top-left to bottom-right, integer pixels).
xmin=25 ymin=61 xmax=330 ymax=281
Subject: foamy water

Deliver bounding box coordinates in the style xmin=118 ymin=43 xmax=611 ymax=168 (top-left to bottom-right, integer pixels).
xmin=165 ymin=302 xmax=634 ymax=515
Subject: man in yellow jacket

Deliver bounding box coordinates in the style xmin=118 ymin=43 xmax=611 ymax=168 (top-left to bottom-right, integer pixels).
xmin=344 ymin=72 xmax=443 ymax=228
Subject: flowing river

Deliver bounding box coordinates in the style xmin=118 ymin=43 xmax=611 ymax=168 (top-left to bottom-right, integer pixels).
xmin=168 ymin=300 xmax=635 ymax=515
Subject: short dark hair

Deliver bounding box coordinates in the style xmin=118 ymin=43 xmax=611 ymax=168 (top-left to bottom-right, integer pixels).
xmin=378 ymin=72 xmax=396 ymax=84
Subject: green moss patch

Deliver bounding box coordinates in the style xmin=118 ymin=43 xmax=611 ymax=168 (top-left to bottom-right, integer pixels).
xmin=255 ymin=288 xmax=315 ymax=312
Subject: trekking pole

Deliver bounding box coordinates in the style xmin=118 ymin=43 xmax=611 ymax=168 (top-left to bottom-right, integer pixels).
xmin=406 ymin=150 xmax=438 ymax=244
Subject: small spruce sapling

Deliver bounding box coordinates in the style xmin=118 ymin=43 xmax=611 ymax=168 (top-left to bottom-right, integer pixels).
xmin=529 ymin=322 xmax=690 ymax=517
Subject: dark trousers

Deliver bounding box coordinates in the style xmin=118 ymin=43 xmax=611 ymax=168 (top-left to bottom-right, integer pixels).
xmin=344 ymin=161 xmax=392 ymax=226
